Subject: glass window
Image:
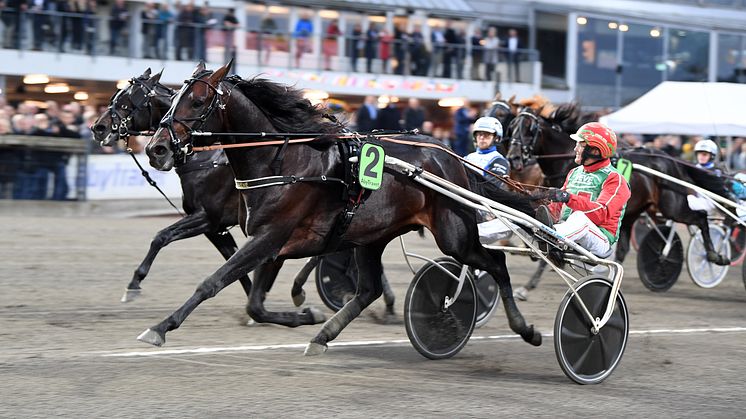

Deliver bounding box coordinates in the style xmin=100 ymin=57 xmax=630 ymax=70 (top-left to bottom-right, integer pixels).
xmin=717 ymin=33 xmax=746 ymax=83
xmin=620 ymin=23 xmax=664 ymax=105
xmin=536 ymin=11 xmax=567 ymax=85
xmin=666 ymin=28 xmax=709 ymax=81
xmin=575 ymin=16 xmax=619 ymax=107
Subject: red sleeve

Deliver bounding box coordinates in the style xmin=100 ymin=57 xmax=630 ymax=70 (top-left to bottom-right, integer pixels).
xmin=565 ymin=172 xmax=631 ymax=226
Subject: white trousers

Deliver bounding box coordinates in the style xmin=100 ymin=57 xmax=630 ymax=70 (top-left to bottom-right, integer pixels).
xmin=687 ymin=193 xmax=716 ymax=214
xmin=555 ymin=211 xmax=611 ymax=257
xmin=478 ymin=217 xmax=514 ymax=245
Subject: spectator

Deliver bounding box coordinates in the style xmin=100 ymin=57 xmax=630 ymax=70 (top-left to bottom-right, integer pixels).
xmin=378 ymin=28 xmax=392 ymax=74
xmin=430 ymin=24 xmax=445 ymax=77
xmin=175 ymin=1 xmax=195 ymax=61
xmin=483 ymin=27 xmax=499 ymax=81
xmin=349 ymin=23 xmax=362 ymax=72
xmin=506 ymin=28 xmax=520 ymax=82
xmin=293 ymin=11 xmax=313 ymax=68
xmin=1 ymin=0 xmax=27 ymax=49
xmin=193 ymin=3 xmax=215 ymax=61
xmin=452 ymin=99 xmax=477 ymax=156
xmin=29 ymin=0 xmax=49 ymax=51
xmin=470 ymin=28 xmax=484 ymax=80
xmin=221 ymin=8 xmax=239 ymax=65
xmin=155 ymin=2 xmax=173 ymax=60
xmin=454 ymin=29 xmax=466 ymax=79
xmin=393 ymin=24 xmax=407 ymax=75
xmin=259 ymin=12 xmax=277 ymax=65
xmin=141 ymin=2 xmax=158 ymax=58
xmin=364 ymin=24 xmax=378 ymax=73
xmin=403 ymin=98 xmax=426 ymax=132
xmin=421 ymin=120 xmax=434 ymax=137
xmin=375 ymin=102 xmax=401 ymax=131
xmin=109 ymin=0 xmax=129 ymax=55
xmin=83 ymin=0 xmax=97 ymax=55
xmin=356 ymin=95 xmax=378 ymax=132
xmin=409 ymin=25 xmax=427 ymax=76
xmin=322 ymin=19 xmax=340 ymax=71
xmin=442 ymin=21 xmax=457 ymax=78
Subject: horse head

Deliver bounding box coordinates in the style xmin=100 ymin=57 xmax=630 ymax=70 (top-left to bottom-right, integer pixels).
xmin=92 ymin=68 xmax=171 ymax=147
xmin=147 ymin=61 xmax=233 ymax=171
xmin=486 ymin=94 xmax=519 ymax=153
xmin=505 ymin=107 xmax=544 ymax=172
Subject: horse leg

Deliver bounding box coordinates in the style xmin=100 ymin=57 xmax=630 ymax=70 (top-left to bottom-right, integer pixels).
xmin=614 ymin=216 xmax=634 ymax=263
xmin=290 ymin=256 xmax=321 ymax=307
xmin=432 ymin=218 xmax=541 ymax=346
xmin=305 ymin=244 xmax=385 ymax=355
xmin=380 ymin=271 xmax=395 ymax=316
xmin=122 ymin=212 xmax=212 ymax=303
xmin=204 ymin=231 xmax=253 ymax=305
xmin=662 ymin=194 xmax=729 ymax=265
xmin=136 ymin=233 xmax=284 ymax=347
xmin=246 ymin=260 xmax=326 ymax=327
xmin=514 ymin=260 xmax=547 ymax=301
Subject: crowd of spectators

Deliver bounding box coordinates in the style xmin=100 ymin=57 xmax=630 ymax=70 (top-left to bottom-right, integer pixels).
xmin=1 ymin=1 xmax=528 ymax=81
xmin=0 ymin=96 xmax=106 ymax=200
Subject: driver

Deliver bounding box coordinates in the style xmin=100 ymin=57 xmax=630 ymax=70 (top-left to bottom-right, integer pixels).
xmin=464 ymin=116 xmax=513 ymax=244
xmin=532 ymin=122 xmax=631 ymax=259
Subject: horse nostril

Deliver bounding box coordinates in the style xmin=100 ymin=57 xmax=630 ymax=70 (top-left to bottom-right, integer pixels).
xmin=92 ymin=124 xmax=105 ymax=134
xmin=152 ymin=145 xmax=169 ymax=157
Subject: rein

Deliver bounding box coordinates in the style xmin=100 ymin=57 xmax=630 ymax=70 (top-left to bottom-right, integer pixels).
xmin=189 ymin=131 xmax=532 ymax=193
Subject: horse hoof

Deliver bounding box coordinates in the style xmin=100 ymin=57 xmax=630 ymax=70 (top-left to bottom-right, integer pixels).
xmin=303 ymin=307 xmax=326 ymax=324
xmin=304 ymin=342 xmax=327 ymax=356
xmin=525 ymin=325 xmax=542 ymax=347
xmin=706 ymin=252 xmax=730 ymax=266
xmin=513 ymin=286 xmax=529 ymax=301
xmin=137 ymin=328 xmax=165 ymax=347
xmin=120 ymin=288 xmax=141 ymax=303
xmin=291 ymin=289 xmax=306 ymax=307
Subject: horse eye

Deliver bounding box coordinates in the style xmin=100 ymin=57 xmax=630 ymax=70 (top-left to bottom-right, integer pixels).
xmin=192 ymin=100 xmax=204 ymax=108
xmin=121 ymin=104 xmax=128 ymax=109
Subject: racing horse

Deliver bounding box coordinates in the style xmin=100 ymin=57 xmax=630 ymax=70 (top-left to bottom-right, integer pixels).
xmin=506 ymin=106 xmax=731 ymax=268
xmin=91 ymin=66 xmax=387 ymax=325
xmin=140 ymin=61 xmax=543 ymax=353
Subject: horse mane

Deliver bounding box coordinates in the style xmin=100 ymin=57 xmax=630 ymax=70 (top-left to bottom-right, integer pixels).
xmin=519 ymin=95 xmax=556 ymax=119
xmin=683 ymin=164 xmax=732 ymax=199
xmin=224 ymin=75 xmax=344 ymax=136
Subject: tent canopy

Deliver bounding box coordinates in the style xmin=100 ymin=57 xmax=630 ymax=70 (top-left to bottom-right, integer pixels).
xmin=599 ymin=81 xmax=746 ymax=137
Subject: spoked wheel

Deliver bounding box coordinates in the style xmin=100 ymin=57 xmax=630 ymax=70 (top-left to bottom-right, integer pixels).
xmin=473 ymin=271 xmax=500 ymax=328
xmin=686 ymin=224 xmax=730 ymax=288
xmin=630 ymin=217 xmax=653 ymax=252
xmin=405 ymin=257 xmax=477 ymax=360
xmin=554 ymin=276 xmax=629 ymax=385
xmin=636 ymin=224 xmax=683 ymax=292
xmin=315 ymin=250 xmax=358 ymax=312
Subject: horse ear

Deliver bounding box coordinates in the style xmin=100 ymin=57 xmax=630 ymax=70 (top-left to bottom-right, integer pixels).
xmin=141 ymin=68 xmax=152 ymax=78
xmin=192 ymin=61 xmax=206 ymax=77
xmin=208 ymin=60 xmax=232 ymax=87
xmin=148 ymin=68 xmax=163 ymax=85
xmin=493 ymin=92 xmax=502 ymax=101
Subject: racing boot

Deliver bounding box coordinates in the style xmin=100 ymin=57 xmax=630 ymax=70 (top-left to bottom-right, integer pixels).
xmin=706 ymin=250 xmax=730 ymax=266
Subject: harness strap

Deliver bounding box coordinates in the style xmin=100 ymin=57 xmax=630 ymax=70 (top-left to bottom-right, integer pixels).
xmin=234 ymin=175 xmax=347 ymax=190
xmin=270 ymin=136 xmax=291 ymax=176
xmin=128 ymin=151 xmax=184 ymax=216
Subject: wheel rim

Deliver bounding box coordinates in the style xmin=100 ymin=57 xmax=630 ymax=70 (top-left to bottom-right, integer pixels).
xmin=687 ymin=226 xmax=730 ymax=288
xmin=636 ymin=225 xmax=683 ymax=291
xmin=474 ymin=271 xmax=500 ymax=328
xmin=405 ymin=259 xmax=476 ymax=358
xmin=555 ymin=278 xmax=629 ymax=384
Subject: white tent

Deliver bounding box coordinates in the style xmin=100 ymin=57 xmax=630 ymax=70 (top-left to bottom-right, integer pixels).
xmin=599 ymin=81 xmax=746 ymax=136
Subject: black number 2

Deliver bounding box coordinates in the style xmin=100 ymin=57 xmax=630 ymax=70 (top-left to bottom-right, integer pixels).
xmin=363 ymin=147 xmax=380 ymax=178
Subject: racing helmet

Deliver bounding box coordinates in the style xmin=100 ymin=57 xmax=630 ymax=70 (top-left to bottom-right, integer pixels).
xmin=472 ymin=116 xmax=503 ymax=140
xmin=570 ymin=122 xmax=617 ymax=159
xmin=694 ymin=139 xmax=719 ymax=157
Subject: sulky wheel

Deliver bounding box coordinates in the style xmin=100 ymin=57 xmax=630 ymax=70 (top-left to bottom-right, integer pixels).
xmin=636 ymin=224 xmax=683 ymax=292
xmin=473 ymin=270 xmax=500 ymax=328
xmin=686 ymin=224 xmax=730 ymax=288
xmin=315 ymin=250 xmax=358 ymax=312
xmin=404 ymin=257 xmax=477 ymax=360
xmin=554 ymin=275 xmax=629 ymax=385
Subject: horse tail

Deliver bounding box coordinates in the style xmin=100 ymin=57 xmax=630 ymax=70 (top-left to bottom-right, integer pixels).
xmin=682 ymin=164 xmax=731 ymax=199
xmin=465 ymin=170 xmax=535 ymax=216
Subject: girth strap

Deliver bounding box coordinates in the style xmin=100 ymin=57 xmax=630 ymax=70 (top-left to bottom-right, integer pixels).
xmin=235 ymin=175 xmax=347 ymax=190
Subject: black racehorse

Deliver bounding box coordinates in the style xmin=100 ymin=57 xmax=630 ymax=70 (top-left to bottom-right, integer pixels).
xmin=91 ymin=67 xmax=336 ymax=328
xmin=140 ymin=61 xmax=542 ymax=353
xmin=506 ymin=106 xmax=731 ymax=271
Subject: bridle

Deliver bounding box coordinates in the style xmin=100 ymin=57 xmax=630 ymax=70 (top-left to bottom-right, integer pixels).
xmin=507 ymin=111 xmax=541 ymax=164
xmin=159 ymin=75 xmax=226 ymax=161
xmin=107 ymin=77 xmax=173 ymax=141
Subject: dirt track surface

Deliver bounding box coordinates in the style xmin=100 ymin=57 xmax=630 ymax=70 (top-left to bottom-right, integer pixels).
xmin=1 ymin=213 xmax=745 ymax=418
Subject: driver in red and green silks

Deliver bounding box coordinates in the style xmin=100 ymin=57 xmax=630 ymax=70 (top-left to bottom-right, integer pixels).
xmin=533 ymin=122 xmax=631 ymax=257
